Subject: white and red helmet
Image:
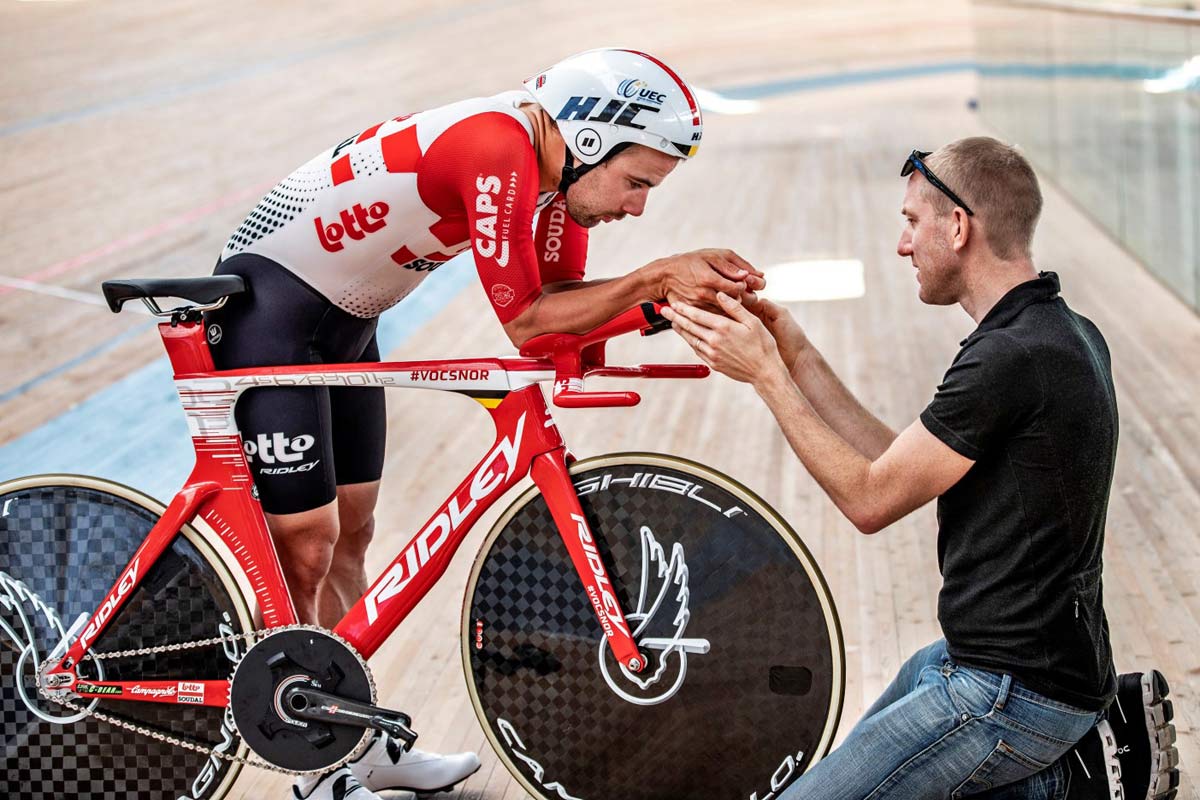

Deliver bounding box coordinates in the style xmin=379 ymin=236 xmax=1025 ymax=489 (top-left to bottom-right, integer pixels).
xmin=523 ymin=48 xmax=704 ymax=186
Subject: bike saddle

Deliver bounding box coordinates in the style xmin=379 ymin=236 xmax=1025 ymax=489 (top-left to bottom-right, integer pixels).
xmin=101 ymin=275 xmax=246 ymax=313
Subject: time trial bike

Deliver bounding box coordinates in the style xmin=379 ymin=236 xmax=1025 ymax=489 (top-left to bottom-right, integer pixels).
xmin=0 ymin=275 xmax=843 ymax=800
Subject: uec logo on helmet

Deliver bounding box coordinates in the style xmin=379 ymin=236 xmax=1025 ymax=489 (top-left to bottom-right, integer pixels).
xmin=617 ymin=78 xmax=666 ymax=106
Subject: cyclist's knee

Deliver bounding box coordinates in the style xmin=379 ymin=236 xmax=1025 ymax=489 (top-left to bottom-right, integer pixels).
xmin=266 ymin=505 xmax=340 ymax=593
xmin=335 ymin=482 xmax=379 ymax=539
xmin=337 ymin=513 xmax=375 ymax=560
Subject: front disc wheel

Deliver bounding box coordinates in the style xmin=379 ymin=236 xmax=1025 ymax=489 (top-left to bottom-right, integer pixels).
xmin=463 ymin=454 xmax=844 ymax=800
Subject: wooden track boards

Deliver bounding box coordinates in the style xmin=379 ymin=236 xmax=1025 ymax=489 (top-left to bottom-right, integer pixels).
xmin=1 ymin=2 xmax=1194 ymax=798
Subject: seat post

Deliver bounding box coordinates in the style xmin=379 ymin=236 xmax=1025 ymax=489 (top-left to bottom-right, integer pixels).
xmin=160 ymin=320 xmax=215 ymax=374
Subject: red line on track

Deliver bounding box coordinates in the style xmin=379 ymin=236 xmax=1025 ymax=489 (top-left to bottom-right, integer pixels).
xmin=0 ymin=180 xmax=275 ymax=298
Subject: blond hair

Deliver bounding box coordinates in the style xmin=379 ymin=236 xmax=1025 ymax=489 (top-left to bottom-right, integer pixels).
xmin=923 ymin=137 xmax=1042 ymax=260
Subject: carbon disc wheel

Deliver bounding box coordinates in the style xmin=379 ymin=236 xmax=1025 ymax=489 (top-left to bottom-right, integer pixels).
xmin=0 ymin=475 xmax=255 ymax=800
xmin=463 ymin=454 xmax=844 ymax=800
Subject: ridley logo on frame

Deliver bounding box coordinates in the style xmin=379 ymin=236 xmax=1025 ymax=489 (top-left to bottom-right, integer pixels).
xmin=364 ymin=413 xmax=528 ymax=624
xmin=80 ymin=556 xmax=142 ymax=649
xmin=572 ymin=513 xmax=631 ymax=641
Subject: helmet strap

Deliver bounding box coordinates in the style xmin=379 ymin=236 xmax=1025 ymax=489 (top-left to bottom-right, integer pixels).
xmin=558 ymin=141 xmax=635 ymax=195
xmin=558 ymin=147 xmax=592 ymax=195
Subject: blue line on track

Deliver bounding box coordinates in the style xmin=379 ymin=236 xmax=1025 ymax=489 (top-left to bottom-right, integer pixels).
xmin=715 ymin=60 xmax=978 ymax=99
xmin=0 ymin=321 xmax=157 ymax=406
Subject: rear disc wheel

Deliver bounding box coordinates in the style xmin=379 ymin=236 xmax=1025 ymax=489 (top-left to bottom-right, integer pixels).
xmin=0 ymin=475 xmax=256 ymax=800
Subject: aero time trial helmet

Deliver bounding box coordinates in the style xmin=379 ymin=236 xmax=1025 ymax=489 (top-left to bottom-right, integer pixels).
xmin=523 ymin=48 xmax=704 ymax=192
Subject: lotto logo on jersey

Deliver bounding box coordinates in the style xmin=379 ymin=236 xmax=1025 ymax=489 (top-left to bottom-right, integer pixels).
xmin=315 ymin=201 xmax=389 ymax=253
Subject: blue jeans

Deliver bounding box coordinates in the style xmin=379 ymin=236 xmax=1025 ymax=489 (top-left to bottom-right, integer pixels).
xmin=779 ymin=640 xmax=1102 ymax=799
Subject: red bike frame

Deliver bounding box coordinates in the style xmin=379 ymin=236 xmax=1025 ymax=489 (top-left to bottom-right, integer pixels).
xmin=46 ymin=303 xmax=707 ymax=712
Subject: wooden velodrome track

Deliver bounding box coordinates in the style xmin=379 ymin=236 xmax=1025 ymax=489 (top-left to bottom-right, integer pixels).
xmin=1 ymin=1 xmax=1196 ymax=798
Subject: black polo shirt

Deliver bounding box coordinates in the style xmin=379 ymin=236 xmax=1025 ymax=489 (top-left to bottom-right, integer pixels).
xmin=919 ymin=272 xmax=1118 ymax=711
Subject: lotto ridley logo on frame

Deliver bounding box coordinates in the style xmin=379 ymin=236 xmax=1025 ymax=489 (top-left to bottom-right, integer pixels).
xmin=243 ymin=432 xmax=320 ymax=476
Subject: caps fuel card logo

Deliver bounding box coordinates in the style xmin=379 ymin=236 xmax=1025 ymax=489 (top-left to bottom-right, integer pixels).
xmin=474 ymin=173 xmax=518 ymax=267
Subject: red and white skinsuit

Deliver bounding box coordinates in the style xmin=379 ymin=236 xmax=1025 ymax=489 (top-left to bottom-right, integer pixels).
xmin=222 ymin=90 xmax=589 ymax=322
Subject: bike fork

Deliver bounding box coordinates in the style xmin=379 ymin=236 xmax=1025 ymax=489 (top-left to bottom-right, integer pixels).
xmin=529 ymin=449 xmax=645 ymax=673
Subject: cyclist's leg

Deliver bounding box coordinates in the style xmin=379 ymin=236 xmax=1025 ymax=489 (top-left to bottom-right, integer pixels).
xmin=207 ymin=254 xmax=347 ymax=624
xmin=319 ymin=480 xmax=380 ymax=627
xmin=320 ymin=335 xmax=386 ymax=627
xmin=264 ymin=501 xmax=339 ymax=624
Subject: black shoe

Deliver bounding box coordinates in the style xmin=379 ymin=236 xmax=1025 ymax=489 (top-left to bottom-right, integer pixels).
xmin=1107 ymin=670 xmax=1180 ymax=800
xmin=1065 ymin=719 xmax=1123 ymax=800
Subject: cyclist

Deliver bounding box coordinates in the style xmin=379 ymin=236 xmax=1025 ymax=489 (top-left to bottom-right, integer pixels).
xmin=663 ymin=137 xmax=1178 ymax=799
xmin=204 ymin=48 xmax=764 ymax=800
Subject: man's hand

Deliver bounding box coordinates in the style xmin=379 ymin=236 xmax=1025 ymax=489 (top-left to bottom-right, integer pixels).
xmin=747 ymin=298 xmax=810 ymax=373
xmin=660 ymin=292 xmax=787 ymax=387
xmin=653 ymin=249 xmax=765 ymax=312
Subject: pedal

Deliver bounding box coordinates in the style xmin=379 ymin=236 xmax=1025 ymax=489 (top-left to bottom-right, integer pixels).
xmin=284 ymin=684 xmax=419 ymax=751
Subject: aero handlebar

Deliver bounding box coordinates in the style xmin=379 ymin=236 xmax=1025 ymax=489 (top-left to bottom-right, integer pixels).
xmin=518 ymin=302 xmax=709 ymax=408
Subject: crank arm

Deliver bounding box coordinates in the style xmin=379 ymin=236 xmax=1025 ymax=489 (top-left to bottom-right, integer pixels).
xmin=283 ymin=685 xmax=418 ymax=750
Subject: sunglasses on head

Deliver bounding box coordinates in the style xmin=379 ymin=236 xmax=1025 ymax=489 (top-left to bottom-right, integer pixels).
xmin=901 ymin=150 xmax=974 ymax=216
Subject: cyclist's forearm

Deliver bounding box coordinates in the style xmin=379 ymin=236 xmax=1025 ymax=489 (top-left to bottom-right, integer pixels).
xmin=504 ymin=269 xmax=658 ymax=344
xmin=540 ymin=278 xmax=614 ymax=293
xmin=790 ymin=345 xmax=896 ymax=460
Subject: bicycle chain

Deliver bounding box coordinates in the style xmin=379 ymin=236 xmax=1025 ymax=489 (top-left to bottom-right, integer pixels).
xmin=35 ymin=624 xmax=375 ymax=777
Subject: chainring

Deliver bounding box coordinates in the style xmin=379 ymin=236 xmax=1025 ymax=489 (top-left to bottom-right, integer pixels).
xmin=229 ymin=627 xmax=374 ymax=772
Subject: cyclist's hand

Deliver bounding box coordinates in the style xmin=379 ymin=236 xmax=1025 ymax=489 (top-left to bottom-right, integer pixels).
xmin=655 ymin=249 xmax=765 ymax=311
xmin=661 ymin=292 xmax=786 ymax=387
xmin=748 ymin=298 xmax=810 ymax=373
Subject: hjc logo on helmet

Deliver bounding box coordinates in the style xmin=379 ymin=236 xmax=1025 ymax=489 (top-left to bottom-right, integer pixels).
xmin=556 ymin=96 xmax=660 ymax=131
xmin=314 ymin=201 xmax=389 ymax=253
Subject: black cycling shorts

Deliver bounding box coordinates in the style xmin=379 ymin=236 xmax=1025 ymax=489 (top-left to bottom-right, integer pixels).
xmin=205 ymin=253 xmax=386 ymax=515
